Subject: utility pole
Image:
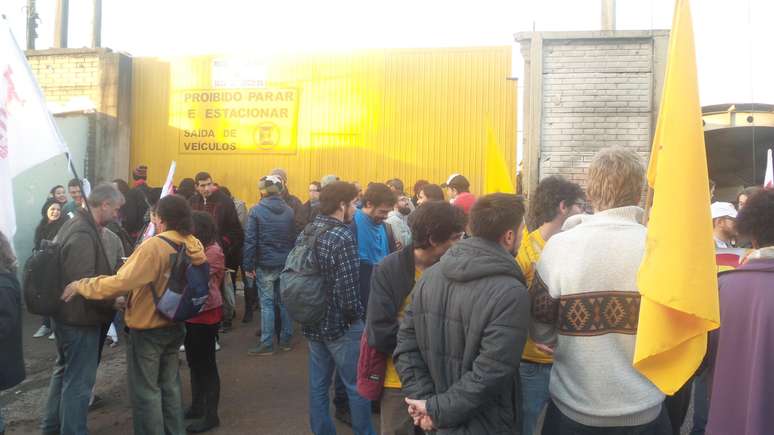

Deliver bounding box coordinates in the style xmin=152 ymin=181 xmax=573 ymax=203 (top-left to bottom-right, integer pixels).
xmin=25 ymin=0 xmax=39 ymax=50
xmin=92 ymin=0 xmax=102 ymax=48
xmin=601 ymin=0 xmax=616 ymax=31
xmin=54 ymin=0 xmax=69 ymax=48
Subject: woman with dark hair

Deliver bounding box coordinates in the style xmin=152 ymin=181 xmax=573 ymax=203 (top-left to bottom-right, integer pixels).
xmin=49 ymin=185 xmax=67 ymax=205
xmin=112 ymin=179 xmax=131 ymax=197
xmin=706 ymin=189 xmax=774 ymax=435
xmin=183 ymin=211 xmax=225 ymax=432
xmin=61 ymin=194 xmax=205 ymax=435
xmin=31 ymin=199 xmax=67 ymax=339
xmin=177 ymin=178 xmax=196 ymax=200
xmin=412 ymin=179 xmax=429 ymax=207
xmin=34 ymin=199 xmax=67 ymax=251
xmin=417 ymin=183 xmax=445 ymax=206
xmin=0 ymin=230 xmax=25 ymax=435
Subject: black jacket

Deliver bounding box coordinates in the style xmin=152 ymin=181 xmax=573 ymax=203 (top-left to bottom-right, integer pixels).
xmin=394 ymin=237 xmax=530 ymax=434
xmin=281 ymin=191 xmax=307 ymax=236
xmin=191 ymin=189 xmax=244 ymax=268
xmin=366 ymin=245 xmax=415 ymax=355
xmin=55 ymin=209 xmax=116 ymax=326
xmin=122 ymin=182 xmax=153 ymax=236
xmin=0 ymin=273 xmax=25 ymax=391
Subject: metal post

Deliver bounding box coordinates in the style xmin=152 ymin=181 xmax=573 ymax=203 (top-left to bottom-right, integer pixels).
xmin=92 ymin=0 xmax=102 ymax=48
xmin=25 ymin=0 xmax=38 ymax=50
xmin=601 ymin=0 xmax=616 ymax=31
xmin=54 ymin=0 xmax=69 ymax=48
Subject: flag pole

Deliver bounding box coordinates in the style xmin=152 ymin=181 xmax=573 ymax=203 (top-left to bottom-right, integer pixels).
xmin=643 ymin=187 xmax=654 ymax=225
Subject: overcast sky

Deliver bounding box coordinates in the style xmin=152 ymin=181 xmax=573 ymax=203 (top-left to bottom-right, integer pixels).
xmin=2 ymin=0 xmax=772 ymax=106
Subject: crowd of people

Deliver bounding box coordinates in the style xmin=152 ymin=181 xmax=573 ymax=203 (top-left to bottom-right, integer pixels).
xmin=1 ymin=146 xmax=773 ymax=435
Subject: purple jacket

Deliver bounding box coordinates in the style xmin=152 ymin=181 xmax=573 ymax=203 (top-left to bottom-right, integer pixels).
xmin=707 ymin=258 xmax=774 ymax=435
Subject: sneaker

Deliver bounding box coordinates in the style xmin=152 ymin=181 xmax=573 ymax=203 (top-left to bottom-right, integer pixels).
xmin=48 ymin=332 xmax=56 ymax=340
xmin=247 ymin=344 xmax=274 ymax=356
xmin=279 ymin=340 xmax=292 ymax=352
xmin=179 ymin=344 xmax=185 ymax=352
xmin=215 ymin=341 xmax=221 ymax=352
xmin=33 ymin=325 xmax=52 ymax=338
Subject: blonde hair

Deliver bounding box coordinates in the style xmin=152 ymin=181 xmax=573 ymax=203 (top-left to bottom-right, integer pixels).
xmin=586 ymin=147 xmax=645 ymax=211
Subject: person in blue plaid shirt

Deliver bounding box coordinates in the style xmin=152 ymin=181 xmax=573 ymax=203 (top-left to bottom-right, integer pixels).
xmin=303 ymin=181 xmax=376 ymax=435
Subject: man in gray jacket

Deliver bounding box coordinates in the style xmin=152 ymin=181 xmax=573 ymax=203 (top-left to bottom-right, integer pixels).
xmin=41 ymin=183 xmax=123 ymax=435
xmin=394 ymin=193 xmax=530 ymax=434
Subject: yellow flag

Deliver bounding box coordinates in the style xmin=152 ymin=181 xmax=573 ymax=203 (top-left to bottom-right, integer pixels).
xmin=634 ymin=0 xmax=720 ymax=395
xmin=484 ymin=127 xmax=515 ymax=194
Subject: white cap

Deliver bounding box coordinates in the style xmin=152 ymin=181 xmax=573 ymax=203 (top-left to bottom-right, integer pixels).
xmin=711 ymin=202 xmax=738 ymax=219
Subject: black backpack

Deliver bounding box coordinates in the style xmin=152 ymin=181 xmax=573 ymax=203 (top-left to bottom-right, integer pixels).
xmin=23 ymin=239 xmax=64 ymax=316
xmin=23 ymin=226 xmax=105 ymax=316
xmin=280 ymin=224 xmax=334 ymax=326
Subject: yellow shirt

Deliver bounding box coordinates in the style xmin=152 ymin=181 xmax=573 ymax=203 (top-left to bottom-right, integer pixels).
xmin=383 ymin=267 xmax=423 ymax=388
xmin=515 ymin=229 xmax=553 ymax=364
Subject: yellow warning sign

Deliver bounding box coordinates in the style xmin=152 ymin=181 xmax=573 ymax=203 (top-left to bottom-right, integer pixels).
xmin=172 ymin=89 xmax=299 ymax=154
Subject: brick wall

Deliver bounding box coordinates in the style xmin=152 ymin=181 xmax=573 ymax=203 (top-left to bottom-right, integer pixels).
xmin=517 ymin=31 xmax=669 ymax=196
xmin=540 ymin=39 xmax=653 ymax=185
xmin=25 ymin=48 xmax=132 ymax=182
xmin=26 ymin=49 xmax=102 ymax=108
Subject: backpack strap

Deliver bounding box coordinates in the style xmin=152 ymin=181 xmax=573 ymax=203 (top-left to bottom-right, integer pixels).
xmin=157 ymin=235 xmax=182 ymax=251
xmin=384 ymin=223 xmax=397 ymax=253
xmin=148 ymin=235 xmax=184 ymax=306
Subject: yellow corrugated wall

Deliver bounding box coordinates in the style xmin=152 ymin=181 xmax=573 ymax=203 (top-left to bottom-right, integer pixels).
xmin=130 ymin=47 xmax=516 ymax=204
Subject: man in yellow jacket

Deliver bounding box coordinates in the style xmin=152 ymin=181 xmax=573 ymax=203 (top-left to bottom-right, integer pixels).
xmin=62 ymin=195 xmax=206 ymax=435
xmin=516 ymin=176 xmax=584 ymax=435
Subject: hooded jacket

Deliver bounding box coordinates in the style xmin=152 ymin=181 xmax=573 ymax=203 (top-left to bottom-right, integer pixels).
xmin=243 ymin=195 xmax=296 ymax=270
xmin=73 ymin=230 xmax=206 ymax=330
xmin=0 ymin=272 xmax=25 ymax=391
xmin=394 ymin=237 xmax=530 ymax=434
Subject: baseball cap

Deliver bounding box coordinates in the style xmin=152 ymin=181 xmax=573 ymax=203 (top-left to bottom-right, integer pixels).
xmin=711 ymin=202 xmax=738 ymax=219
xmin=320 ymin=174 xmax=340 ymax=188
xmin=258 ymin=175 xmax=284 ymax=195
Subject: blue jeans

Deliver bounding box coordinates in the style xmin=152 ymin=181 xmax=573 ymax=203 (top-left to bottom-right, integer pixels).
xmin=691 ymin=371 xmax=709 ymax=434
xmin=520 ymin=362 xmax=552 ymax=435
xmin=308 ymin=320 xmax=375 ymax=435
xmin=257 ymin=266 xmax=293 ymax=348
xmin=41 ymin=320 xmax=101 ymax=435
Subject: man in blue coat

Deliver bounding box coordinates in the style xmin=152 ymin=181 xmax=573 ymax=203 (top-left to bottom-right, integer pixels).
xmin=243 ymin=175 xmax=296 ymax=356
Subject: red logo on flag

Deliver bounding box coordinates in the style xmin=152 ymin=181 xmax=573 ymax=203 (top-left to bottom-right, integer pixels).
xmin=0 ymin=65 xmax=25 ymax=159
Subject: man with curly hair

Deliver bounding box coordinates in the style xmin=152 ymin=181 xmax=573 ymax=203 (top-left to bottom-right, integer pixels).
xmin=366 ymin=201 xmax=467 ymax=434
xmin=531 ymin=148 xmax=668 ymax=434
xmin=516 ymin=175 xmax=584 ymax=435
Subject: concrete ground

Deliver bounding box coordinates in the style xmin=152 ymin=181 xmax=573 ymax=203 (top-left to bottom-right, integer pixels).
xmin=1 ymin=293 xmax=360 ymax=435
xmin=1 ymin=293 xmax=698 ymax=435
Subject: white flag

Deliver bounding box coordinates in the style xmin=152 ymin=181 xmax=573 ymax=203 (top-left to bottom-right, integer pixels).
xmin=139 ymin=161 xmax=177 ymax=242
xmin=0 ymin=18 xmax=69 ymax=239
xmin=765 ymin=149 xmax=773 ymax=189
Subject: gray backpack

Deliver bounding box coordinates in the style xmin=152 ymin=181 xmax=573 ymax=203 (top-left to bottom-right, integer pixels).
xmin=280 ymin=224 xmax=334 ymax=326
